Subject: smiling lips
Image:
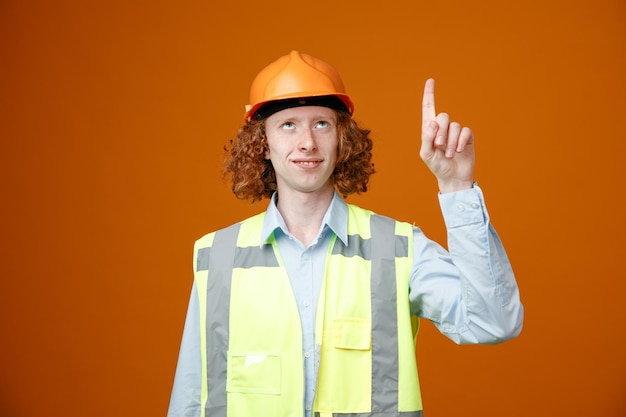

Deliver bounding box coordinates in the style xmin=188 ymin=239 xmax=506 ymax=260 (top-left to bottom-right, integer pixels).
xmin=292 ymin=159 xmax=323 ymax=168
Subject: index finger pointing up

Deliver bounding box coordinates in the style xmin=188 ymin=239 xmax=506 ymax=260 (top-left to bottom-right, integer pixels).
xmin=422 ymin=78 xmax=436 ymax=124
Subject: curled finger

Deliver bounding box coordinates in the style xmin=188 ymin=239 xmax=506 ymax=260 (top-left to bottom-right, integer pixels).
xmin=434 ymin=112 xmax=450 ymax=149
xmin=446 ymin=122 xmax=461 ymax=158
xmin=457 ymin=126 xmax=474 ymax=152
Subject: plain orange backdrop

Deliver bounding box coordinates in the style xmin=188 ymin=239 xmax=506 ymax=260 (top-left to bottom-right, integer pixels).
xmin=1 ymin=0 xmax=625 ymax=416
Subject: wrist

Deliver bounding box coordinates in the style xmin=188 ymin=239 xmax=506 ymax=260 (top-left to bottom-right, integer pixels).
xmin=437 ymin=179 xmax=474 ymax=194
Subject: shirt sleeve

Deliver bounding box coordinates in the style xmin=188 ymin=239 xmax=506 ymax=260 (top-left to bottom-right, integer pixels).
xmin=167 ymin=282 xmax=203 ymax=417
xmin=409 ymin=184 xmax=524 ymax=344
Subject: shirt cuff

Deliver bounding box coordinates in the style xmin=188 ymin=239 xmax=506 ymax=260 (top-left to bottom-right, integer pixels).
xmin=438 ymin=183 xmax=488 ymax=229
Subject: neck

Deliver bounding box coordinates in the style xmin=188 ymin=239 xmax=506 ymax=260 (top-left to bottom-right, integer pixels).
xmin=276 ymin=187 xmax=334 ymax=247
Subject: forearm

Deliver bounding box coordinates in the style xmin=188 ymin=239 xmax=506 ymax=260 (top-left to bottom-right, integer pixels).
xmin=411 ymin=185 xmax=523 ymax=344
xmin=446 ymin=221 xmax=523 ymax=344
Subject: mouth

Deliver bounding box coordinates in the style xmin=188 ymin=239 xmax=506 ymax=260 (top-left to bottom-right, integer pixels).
xmin=292 ymin=159 xmax=323 ymax=168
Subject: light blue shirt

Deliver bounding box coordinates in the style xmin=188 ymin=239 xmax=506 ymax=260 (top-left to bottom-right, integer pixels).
xmin=168 ymin=185 xmax=524 ymax=417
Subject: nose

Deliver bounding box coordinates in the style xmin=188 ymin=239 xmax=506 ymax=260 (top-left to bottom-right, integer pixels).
xmin=298 ymin=127 xmax=317 ymax=152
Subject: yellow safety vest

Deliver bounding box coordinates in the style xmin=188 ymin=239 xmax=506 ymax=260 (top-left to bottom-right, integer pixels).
xmin=193 ymin=204 xmax=423 ymax=417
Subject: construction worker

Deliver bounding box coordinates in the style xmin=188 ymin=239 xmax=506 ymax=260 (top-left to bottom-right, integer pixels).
xmin=168 ymin=50 xmax=523 ymax=417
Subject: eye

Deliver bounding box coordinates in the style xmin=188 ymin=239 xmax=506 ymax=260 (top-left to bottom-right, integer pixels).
xmin=281 ymin=121 xmax=296 ymax=130
xmin=315 ymin=120 xmax=330 ymax=128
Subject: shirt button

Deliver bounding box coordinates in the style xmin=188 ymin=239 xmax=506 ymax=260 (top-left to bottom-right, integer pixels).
xmin=303 ymin=300 xmax=311 ymax=307
xmin=457 ymin=204 xmax=466 ymax=212
xmin=304 ymin=351 xmax=311 ymax=358
xmin=471 ymin=202 xmax=479 ymax=209
xmin=302 ymin=253 xmax=310 ymax=261
xmin=305 ymin=404 xmax=312 ymax=411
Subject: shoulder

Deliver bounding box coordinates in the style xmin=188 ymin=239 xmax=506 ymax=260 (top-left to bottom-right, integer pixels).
xmin=194 ymin=212 xmax=266 ymax=250
xmin=346 ymin=204 xmax=413 ymax=235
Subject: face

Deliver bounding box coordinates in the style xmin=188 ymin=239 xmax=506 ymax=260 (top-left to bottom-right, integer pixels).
xmin=265 ymin=106 xmax=338 ymax=197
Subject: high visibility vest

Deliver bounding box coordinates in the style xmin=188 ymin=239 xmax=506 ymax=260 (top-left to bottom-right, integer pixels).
xmin=193 ymin=204 xmax=423 ymax=417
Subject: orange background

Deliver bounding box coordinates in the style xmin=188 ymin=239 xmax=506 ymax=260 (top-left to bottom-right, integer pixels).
xmin=1 ymin=0 xmax=625 ymax=416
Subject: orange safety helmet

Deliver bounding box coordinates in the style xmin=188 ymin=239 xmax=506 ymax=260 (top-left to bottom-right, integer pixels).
xmin=245 ymin=50 xmax=354 ymax=121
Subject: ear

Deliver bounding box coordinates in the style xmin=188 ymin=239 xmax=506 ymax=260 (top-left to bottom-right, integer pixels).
xmin=264 ymin=149 xmax=270 ymax=160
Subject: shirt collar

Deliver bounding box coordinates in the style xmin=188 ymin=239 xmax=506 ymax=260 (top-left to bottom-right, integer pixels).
xmin=260 ymin=191 xmax=348 ymax=247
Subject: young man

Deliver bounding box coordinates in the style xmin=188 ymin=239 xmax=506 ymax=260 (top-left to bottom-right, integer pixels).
xmin=168 ymin=50 xmax=523 ymax=417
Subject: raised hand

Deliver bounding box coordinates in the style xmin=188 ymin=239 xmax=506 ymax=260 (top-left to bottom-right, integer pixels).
xmin=420 ymin=79 xmax=475 ymax=193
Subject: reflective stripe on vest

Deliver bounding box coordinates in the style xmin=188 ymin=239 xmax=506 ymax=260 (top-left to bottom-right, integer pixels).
xmin=194 ymin=205 xmax=423 ymax=417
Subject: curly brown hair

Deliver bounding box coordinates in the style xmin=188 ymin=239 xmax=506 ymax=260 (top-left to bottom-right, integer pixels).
xmin=223 ymin=111 xmax=375 ymax=202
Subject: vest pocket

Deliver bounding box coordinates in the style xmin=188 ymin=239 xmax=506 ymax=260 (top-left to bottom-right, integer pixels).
xmin=226 ymin=351 xmax=281 ymax=395
xmin=332 ymin=318 xmax=371 ymax=350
